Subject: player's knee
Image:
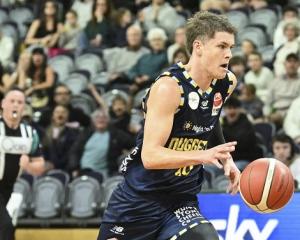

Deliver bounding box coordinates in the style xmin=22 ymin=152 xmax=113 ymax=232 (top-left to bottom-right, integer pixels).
xmin=176 ymin=222 xmax=219 ymax=240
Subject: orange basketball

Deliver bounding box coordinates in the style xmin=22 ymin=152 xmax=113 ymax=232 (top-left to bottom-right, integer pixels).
xmin=239 ymin=158 xmax=294 ymax=213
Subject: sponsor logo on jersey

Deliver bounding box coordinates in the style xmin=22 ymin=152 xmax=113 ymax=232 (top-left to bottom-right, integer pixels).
xmin=110 ymin=226 xmax=125 ymax=235
xmin=174 ymin=206 xmax=204 ymax=226
xmin=188 ymin=92 xmax=200 ymax=110
xmin=200 ymin=100 xmax=209 ymax=110
xmin=168 ymin=137 xmax=207 ymax=151
xmin=120 ymin=146 xmax=139 ymax=172
xmin=182 ymin=121 xmax=214 ymax=133
xmin=212 ymin=92 xmax=223 ymax=116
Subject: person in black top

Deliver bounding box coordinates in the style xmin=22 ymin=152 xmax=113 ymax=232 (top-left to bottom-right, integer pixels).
xmin=98 ymin=11 xmax=240 ymax=240
xmin=0 ymin=88 xmax=45 ymax=240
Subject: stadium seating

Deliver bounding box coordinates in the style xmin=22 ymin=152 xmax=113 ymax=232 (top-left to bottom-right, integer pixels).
xmin=64 ymin=70 xmax=90 ymax=95
xmin=226 ymin=10 xmax=249 ymax=32
xmin=70 ymin=93 xmax=97 ymax=115
xmin=49 ymin=54 xmax=75 ymax=82
xmin=75 ymin=53 xmax=104 ymax=78
xmin=237 ymin=25 xmax=268 ymax=47
xmin=0 ymin=7 xmax=9 ymax=25
xmin=102 ymin=175 xmax=124 ymax=209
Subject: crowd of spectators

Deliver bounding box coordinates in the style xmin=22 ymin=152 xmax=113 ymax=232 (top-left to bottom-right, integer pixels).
xmin=0 ymin=0 xmax=299 ymax=189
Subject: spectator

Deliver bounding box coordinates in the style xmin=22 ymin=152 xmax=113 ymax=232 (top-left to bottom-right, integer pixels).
xmin=103 ymin=25 xmax=150 ymax=86
xmin=272 ymin=134 xmax=300 ymax=188
xmin=0 ymin=29 xmax=14 ymax=70
xmin=229 ymin=56 xmax=246 ymax=94
xmin=127 ymin=27 xmax=168 ymax=93
xmin=167 ymin=26 xmax=186 ymax=63
xmin=42 ymin=105 xmax=79 ymax=172
xmin=79 ymin=0 xmax=115 ymax=51
xmin=0 ymin=63 xmax=14 ymax=98
xmin=247 ymin=0 xmax=268 ymax=10
xmin=68 ymin=108 xmax=135 ymax=178
xmin=113 ymin=8 xmax=133 ymax=47
xmin=245 ymin=51 xmax=274 ymax=103
xmin=241 ymin=39 xmax=257 ymax=61
xmin=274 ymin=6 xmax=299 ymax=50
xmin=239 ymin=84 xmax=264 ymax=121
xmin=273 ymin=22 xmax=300 ymax=77
xmin=283 ymin=96 xmax=300 ymax=145
xmin=172 ymin=47 xmax=189 ymax=65
xmin=139 ymin=0 xmax=185 ymax=37
xmin=264 ymin=53 xmax=300 ymax=127
xmin=18 ymin=48 xmax=55 ymax=110
xmin=58 ymin=9 xmax=81 ymax=51
xmin=38 ymin=84 xmax=90 ymax=128
xmin=222 ymin=97 xmax=261 ymax=163
xmin=71 ymin=0 xmax=94 ymax=28
xmin=25 ymin=0 xmax=63 ymax=49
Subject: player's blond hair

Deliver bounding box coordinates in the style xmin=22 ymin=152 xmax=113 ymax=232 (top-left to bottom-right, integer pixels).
xmin=185 ymin=11 xmax=236 ymax=54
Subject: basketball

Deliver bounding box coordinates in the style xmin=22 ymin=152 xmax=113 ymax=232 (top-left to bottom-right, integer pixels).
xmin=239 ymin=158 xmax=294 ymax=213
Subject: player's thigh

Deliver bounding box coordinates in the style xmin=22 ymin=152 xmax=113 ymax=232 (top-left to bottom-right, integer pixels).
xmin=174 ymin=222 xmax=219 ymax=240
xmin=98 ymin=222 xmax=159 ymax=240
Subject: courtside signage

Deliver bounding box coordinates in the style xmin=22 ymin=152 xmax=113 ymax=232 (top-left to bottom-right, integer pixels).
xmin=198 ymin=192 xmax=300 ymax=240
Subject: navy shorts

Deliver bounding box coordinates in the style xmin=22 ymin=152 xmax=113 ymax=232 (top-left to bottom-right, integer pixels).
xmin=98 ymin=183 xmax=211 ymax=240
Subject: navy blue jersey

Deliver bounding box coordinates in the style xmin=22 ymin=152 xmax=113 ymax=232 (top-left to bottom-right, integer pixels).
xmin=120 ymin=62 xmax=235 ymax=198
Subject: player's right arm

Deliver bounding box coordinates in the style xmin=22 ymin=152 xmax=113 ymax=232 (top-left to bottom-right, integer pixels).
xmin=141 ymin=77 xmax=237 ymax=170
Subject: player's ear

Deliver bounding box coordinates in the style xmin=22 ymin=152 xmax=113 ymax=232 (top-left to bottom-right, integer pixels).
xmin=193 ymin=39 xmax=204 ymax=56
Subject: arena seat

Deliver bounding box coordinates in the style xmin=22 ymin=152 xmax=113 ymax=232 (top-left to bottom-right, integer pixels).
xmin=67 ymin=174 xmax=103 ymax=218
xmin=133 ymin=88 xmax=149 ymax=109
xmin=9 ymin=6 xmax=34 ymax=38
xmin=102 ymin=175 xmax=124 ymax=209
xmin=249 ymin=8 xmax=278 ymax=40
xmin=225 ymin=10 xmax=249 ymax=32
xmin=1 ymin=21 xmax=19 ymax=44
xmin=102 ymin=89 xmax=130 ymax=107
xmin=91 ymin=72 xmax=109 ymax=85
xmin=0 ymin=7 xmax=9 ymax=25
xmin=32 ymin=171 xmax=69 ymax=218
xmin=75 ymin=53 xmax=104 ymax=78
xmin=49 ymin=54 xmax=75 ymax=82
xmin=211 ymin=175 xmax=229 ymax=191
xmin=254 ymin=122 xmax=276 ymax=152
xmin=70 ymin=93 xmax=97 ymax=115
xmin=64 ymin=70 xmax=90 ymax=95
xmin=237 ymin=25 xmax=268 ymax=47
xmin=259 ymin=45 xmax=275 ymax=64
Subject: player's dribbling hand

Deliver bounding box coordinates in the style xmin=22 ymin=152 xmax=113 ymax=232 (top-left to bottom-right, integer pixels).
xmin=203 ymin=142 xmax=237 ymax=168
xmin=221 ymin=157 xmax=240 ymax=195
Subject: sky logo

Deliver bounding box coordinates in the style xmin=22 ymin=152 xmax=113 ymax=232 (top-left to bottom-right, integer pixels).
xmin=198 ymin=193 xmax=300 ymax=240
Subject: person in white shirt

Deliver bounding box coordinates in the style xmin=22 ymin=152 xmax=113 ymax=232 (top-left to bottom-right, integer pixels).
xmin=273 ymin=6 xmax=299 ymax=50
xmin=245 ymin=51 xmax=274 ymax=103
xmin=0 ymin=31 xmax=14 ymax=70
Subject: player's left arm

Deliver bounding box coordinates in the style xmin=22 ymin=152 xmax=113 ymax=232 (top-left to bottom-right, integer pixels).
xmin=221 ymin=71 xmax=240 ymax=195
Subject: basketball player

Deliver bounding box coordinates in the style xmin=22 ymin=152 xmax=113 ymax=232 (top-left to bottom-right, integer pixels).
xmin=0 ymin=88 xmax=45 ymax=240
xmin=98 ymin=11 xmax=240 ymax=240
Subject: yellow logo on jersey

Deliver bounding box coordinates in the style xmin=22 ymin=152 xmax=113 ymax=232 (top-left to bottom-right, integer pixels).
xmin=167 ymin=137 xmax=207 ymax=176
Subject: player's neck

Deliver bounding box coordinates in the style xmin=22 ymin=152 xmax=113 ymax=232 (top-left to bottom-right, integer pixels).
xmin=184 ymin=59 xmax=213 ymax=92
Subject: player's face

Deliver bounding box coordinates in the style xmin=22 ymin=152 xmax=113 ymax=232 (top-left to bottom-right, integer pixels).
xmin=200 ymin=32 xmax=234 ymax=79
xmin=273 ymin=142 xmax=292 ymax=163
xmin=1 ymin=91 xmax=25 ymax=120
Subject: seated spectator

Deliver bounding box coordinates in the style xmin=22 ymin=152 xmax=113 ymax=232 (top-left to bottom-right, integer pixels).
xmin=241 ymin=39 xmax=257 ymax=62
xmin=273 ymin=5 xmax=299 ymax=50
xmin=58 ymin=9 xmax=81 ymax=51
xmin=273 ymin=22 xmax=300 ymax=77
xmin=167 ymin=26 xmax=186 ymax=64
xmin=67 ymin=108 xmax=135 ymax=178
xmin=272 ymin=133 xmax=300 ymax=188
xmin=239 ymin=84 xmax=264 ymax=121
xmin=245 ymin=51 xmax=274 ymax=103
xmin=229 ymin=56 xmax=247 ymax=94
xmin=172 ymin=47 xmax=189 ymax=65
xmin=42 ymin=105 xmax=79 ymax=172
xmin=71 ymin=0 xmax=94 ymax=28
xmin=0 ymin=29 xmax=14 ymax=70
xmin=0 ymin=62 xmax=13 ymax=98
xmin=103 ymin=25 xmax=150 ymax=86
xmin=247 ymin=0 xmax=268 ymax=10
xmin=283 ymin=96 xmax=300 ymax=145
xmin=38 ymin=84 xmax=90 ymax=128
xmin=127 ymin=27 xmax=168 ymax=93
xmin=25 ymin=0 xmax=63 ymax=50
xmin=79 ymin=0 xmax=114 ymax=52
xmin=264 ymin=53 xmax=300 ymax=128
xmin=139 ymin=0 xmax=185 ymax=37
xmin=9 ymin=52 xmax=31 ymax=89
xmin=17 ymin=48 xmax=55 ymax=110
xmin=222 ymin=97 xmax=261 ymax=162
xmin=113 ymin=8 xmax=133 ymax=47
